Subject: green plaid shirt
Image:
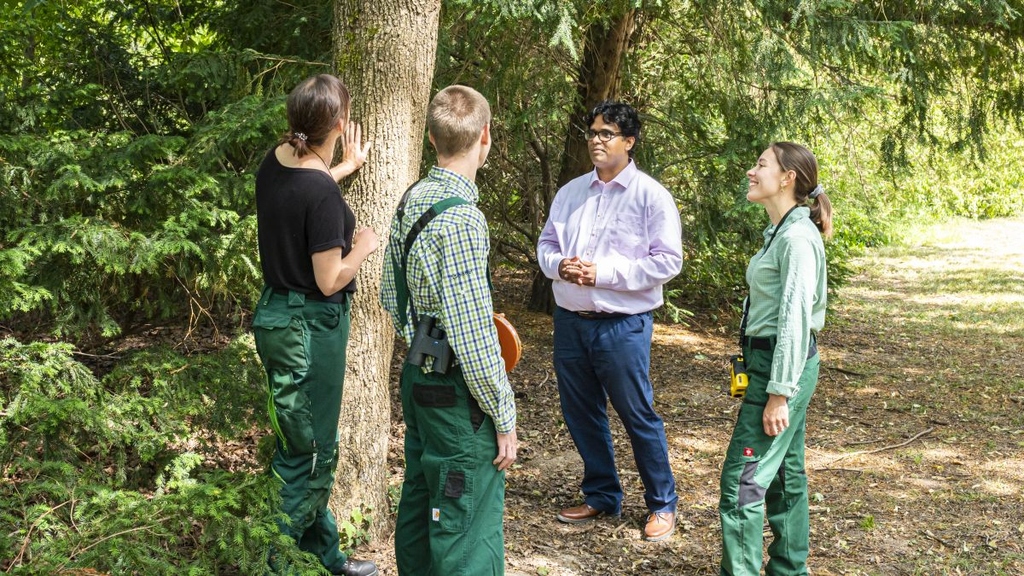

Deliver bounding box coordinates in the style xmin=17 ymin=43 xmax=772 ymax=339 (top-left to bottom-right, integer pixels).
xmin=380 ymin=166 xmax=516 ymax=434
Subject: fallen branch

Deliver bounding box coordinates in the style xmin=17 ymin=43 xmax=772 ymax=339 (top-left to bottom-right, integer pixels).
xmin=815 ymin=427 xmax=934 ymax=468
xmin=920 ymin=529 xmax=953 ymax=549
xmin=610 ymin=520 xmax=630 ymax=538
xmin=815 ymin=467 xmax=864 ymax=475
xmin=859 ymin=427 xmax=934 ymax=455
xmin=9 ymin=500 xmax=74 ymax=571
xmin=843 ymin=438 xmax=883 ymax=446
xmin=821 ymin=364 xmax=868 ymax=377
xmin=60 ymin=517 xmax=171 ymax=569
xmin=71 ymin=350 xmax=123 ymax=360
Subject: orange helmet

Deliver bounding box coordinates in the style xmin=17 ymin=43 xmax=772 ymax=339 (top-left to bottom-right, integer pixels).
xmin=493 ymin=312 xmax=522 ymax=373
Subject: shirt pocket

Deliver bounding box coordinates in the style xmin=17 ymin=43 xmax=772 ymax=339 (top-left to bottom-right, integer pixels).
xmin=606 ymin=213 xmax=647 ymax=252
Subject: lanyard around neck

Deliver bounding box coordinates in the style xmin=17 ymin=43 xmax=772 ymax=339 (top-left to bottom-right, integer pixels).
xmin=739 ymin=205 xmax=800 ymax=345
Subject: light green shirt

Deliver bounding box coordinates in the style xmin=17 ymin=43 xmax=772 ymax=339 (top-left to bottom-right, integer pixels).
xmin=744 ymin=206 xmax=827 ymax=397
xmin=380 ymin=166 xmax=516 ymax=433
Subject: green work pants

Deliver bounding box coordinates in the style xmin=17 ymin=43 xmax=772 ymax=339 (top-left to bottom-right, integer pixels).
xmin=394 ymin=363 xmax=506 ymax=575
xmin=719 ymin=344 xmax=819 ymax=576
xmin=252 ymin=287 xmax=351 ymax=573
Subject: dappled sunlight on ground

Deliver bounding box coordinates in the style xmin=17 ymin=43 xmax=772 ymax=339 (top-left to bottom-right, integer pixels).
xmin=979 ymin=457 xmax=1024 ymax=483
xmin=975 ymin=478 xmax=1019 ymax=497
xmin=676 ymin=436 xmax=727 ymax=456
xmin=371 ymin=218 xmax=1024 ymax=575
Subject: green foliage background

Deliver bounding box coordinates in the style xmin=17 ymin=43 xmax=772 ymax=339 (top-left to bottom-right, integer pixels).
xmin=1 ymin=0 xmax=1023 ymax=572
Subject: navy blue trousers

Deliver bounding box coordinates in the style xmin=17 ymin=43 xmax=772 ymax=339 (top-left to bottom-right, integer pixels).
xmin=553 ymin=307 xmax=678 ymax=514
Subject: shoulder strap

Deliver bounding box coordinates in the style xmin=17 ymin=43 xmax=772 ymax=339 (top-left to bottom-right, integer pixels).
xmin=739 ymin=205 xmax=799 ymax=346
xmin=392 ymin=192 xmax=471 ymax=328
xmin=402 ymin=197 xmax=470 ymax=262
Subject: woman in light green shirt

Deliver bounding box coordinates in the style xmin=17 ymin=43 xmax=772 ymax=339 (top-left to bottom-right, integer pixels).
xmin=719 ymin=142 xmax=834 ymax=576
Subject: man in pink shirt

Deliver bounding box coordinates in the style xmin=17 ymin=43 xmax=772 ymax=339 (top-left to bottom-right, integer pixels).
xmin=537 ymin=100 xmax=683 ymax=542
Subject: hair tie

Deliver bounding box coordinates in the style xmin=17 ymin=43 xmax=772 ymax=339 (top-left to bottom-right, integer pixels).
xmin=808 ymin=184 xmax=823 ymax=199
xmin=293 ymin=132 xmax=308 ymax=142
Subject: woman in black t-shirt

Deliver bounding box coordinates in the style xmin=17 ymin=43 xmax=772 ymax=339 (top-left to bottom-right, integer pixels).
xmin=252 ymin=74 xmax=379 ymax=576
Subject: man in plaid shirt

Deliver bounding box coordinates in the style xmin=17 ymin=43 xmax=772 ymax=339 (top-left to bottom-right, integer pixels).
xmin=380 ymin=85 xmax=517 ymax=575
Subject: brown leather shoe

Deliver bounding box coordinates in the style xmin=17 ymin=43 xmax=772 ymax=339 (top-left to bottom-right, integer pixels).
xmin=643 ymin=511 xmax=675 ymax=542
xmin=556 ymin=503 xmax=616 ymax=524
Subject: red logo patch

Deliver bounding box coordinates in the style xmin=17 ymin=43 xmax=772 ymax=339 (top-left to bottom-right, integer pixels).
xmin=743 ymin=447 xmax=754 ymax=457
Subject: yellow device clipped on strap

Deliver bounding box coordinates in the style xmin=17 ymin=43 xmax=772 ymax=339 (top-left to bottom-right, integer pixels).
xmin=729 ymin=354 xmax=748 ymax=398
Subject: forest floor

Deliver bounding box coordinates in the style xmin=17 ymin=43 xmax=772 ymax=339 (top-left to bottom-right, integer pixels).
xmin=358 ymin=217 xmax=1024 ymax=576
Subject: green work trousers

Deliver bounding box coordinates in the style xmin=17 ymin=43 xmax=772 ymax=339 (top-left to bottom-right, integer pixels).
xmin=252 ymin=287 xmax=351 ymax=574
xmin=394 ymin=363 xmax=506 ymax=575
xmin=719 ymin=344 xmax=819 ymax=576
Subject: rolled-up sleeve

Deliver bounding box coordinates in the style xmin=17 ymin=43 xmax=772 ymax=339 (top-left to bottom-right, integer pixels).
xmin=766 ymin=237 xmax=818 ymax=397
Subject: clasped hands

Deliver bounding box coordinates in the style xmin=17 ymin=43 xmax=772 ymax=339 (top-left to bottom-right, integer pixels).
xmin=558 ymin=256 xmax=597 ymax=287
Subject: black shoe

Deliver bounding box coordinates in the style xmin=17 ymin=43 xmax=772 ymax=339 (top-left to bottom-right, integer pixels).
xmin=333 ymin=558 xmax=378 ymax=576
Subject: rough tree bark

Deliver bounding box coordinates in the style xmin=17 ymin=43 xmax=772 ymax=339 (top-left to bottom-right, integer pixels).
xmin=330 ymin=0 xmax=442 ymax=540
xmin=527 ymin=8 xmax=638 ymax=313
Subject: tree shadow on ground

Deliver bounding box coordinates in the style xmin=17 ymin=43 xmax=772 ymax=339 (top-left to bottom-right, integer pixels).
xmin=364 ymin=218 xmax=1024 ymax=576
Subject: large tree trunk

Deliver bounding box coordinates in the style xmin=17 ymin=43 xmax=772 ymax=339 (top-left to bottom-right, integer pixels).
xmin=527 ymin=9 xmax=638 ymax=312
xmin=331 ymin=0 xmax=441 ymax=541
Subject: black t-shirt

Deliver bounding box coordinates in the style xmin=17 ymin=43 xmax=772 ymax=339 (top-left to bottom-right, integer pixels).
xmin=255 ymin=147 xmax=356 ymax=300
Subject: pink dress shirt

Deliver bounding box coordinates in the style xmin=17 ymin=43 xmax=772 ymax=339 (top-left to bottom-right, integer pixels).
xmin=537 ymin=160 xmax=683 ymax=314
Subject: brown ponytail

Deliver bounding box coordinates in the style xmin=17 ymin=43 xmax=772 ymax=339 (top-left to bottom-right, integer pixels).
xmin=278 ymin=74 xmax=351 ymax=158
xmin=770 ymin=142 xmax=834 ymax=239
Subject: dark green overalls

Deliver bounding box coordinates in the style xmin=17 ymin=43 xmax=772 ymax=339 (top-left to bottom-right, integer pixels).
xmin=253 ymin=286 xmax=352 ymax=573
xmin=719 ymin=340 xmax=819 ymax=576
xmin=394 ymin=364 xmax=505 ymax=575
xmin=389 ymin=196 xmax=506 ymax=575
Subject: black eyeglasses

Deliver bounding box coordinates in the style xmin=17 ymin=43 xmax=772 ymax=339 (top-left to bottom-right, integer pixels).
xmin=584 ymin=129 xmax=623 ymax=143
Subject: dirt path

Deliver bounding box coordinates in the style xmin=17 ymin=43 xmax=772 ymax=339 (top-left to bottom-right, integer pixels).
xmin=368 ymin=218 xmax=1024 ymax=575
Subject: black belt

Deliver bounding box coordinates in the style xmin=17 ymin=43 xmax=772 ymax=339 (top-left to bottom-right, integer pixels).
xmin=271 ymin=287 xmax=349 ymax=304
xmin=574 ymin=310 xmax=631 ymax=320
xmin=744 ymin=336 xmax=773 ymax=350
xmin=744 ymin=335 xmax=818 ymax=359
